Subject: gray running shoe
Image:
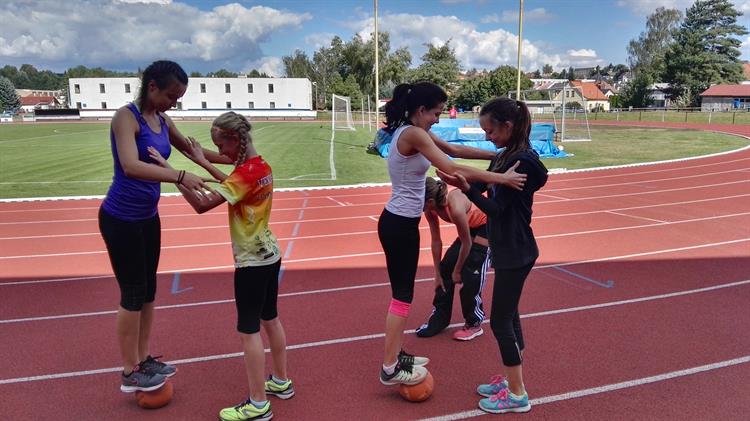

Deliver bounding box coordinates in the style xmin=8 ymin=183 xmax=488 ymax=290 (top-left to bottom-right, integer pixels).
xmin=120 ymin=366 xmax=166 ymax=393
xmin=140 ymin=355 xmax=176 ymax=377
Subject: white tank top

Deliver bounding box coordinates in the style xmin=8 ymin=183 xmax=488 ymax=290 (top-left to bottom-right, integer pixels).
xmin=385 ymin=125 xmax=431 ymax=218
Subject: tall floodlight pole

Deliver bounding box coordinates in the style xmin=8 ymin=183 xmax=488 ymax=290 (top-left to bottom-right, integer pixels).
xmin=374 ymin=0 xmax=379 ymax=124
xmin=515 ymin=0 xmax=524 ymax=100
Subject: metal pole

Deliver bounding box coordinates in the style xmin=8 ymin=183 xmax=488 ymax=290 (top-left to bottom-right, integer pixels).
xmin=515 ymin=0 xmax=524 ymax=99
xmin=367 ymin=95 xmax=372 ymax=132
xmin=361 ymin=97 xmax=365 ymax=127
xmin=374 ymin=0 xmax=379 ymax=127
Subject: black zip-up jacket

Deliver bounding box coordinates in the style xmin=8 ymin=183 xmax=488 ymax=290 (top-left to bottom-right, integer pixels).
xmin=464 ymin=149 xmax=548 ymax=269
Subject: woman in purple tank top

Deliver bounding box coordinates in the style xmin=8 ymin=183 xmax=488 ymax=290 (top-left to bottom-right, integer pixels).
xmin=98 ymin=60 xmax=230 ymax=393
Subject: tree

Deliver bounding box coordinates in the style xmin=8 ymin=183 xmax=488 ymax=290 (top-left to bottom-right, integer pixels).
xmin=663 ymin=0 xmax=748 ymax=105
xmin=410 ymin=40 xmax=461 ymax=90
xmin=542 ymin=64 xmax=554 ymax=75
xmin=627 ymin=7 xmax=683 ymax=79
xmin=620 ymin=73 xmax=653 ymax=108
xmin=206 ymin=69 xmax=238 ymax=78
xmin=0 ymin=77 xmax=21 ymax=113
xmin=190 ymin=71 xmax=203 ymax=77
xmin=283 ymin=49 xmax=314 ymax=78
xmin=453 ymin=65 xmax=532 ymax=109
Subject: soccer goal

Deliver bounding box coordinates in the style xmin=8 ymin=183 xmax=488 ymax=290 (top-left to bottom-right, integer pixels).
xmin=331 ymin=94 xmax=356 ymax=132
xmin=513 ymin=85 xmax=592 ymax=142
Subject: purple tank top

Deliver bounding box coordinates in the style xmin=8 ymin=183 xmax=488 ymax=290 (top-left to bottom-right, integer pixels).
xmin=102 ymin=103 xmax=171 ymax=221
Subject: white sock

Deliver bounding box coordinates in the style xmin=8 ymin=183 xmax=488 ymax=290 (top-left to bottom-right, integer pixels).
xmin=382 ymin=362 xmax=397 ymax=375
xmin=271 ymin=374 xmax=287 ymax=384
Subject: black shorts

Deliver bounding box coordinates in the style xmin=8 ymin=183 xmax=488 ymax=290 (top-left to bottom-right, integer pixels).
xmin=234 ymin=259 xmax=282 ymax=334
xmin=98 ymin=207 xmax=161 ymax=312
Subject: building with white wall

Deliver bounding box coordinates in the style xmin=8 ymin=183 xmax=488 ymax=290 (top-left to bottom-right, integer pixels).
xmin=68 ymin=77 xmax=315 ymax=119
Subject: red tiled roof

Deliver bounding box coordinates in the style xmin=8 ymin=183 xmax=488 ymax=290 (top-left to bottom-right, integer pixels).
xmin=700 ymin=84 xmax=750 ymax=97
xmin=20 ymin=95 xmax=57 ymax=106
xmin=570 ymin=80 xmax=608 ymax=100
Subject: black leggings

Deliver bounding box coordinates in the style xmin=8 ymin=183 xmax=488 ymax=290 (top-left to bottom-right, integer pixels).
xmin=377 ymin=208 xmax=421 ymax=304
xmin=98 ymin=207 xmax=161 ymax=311
xmin=234 ymin=260 xmax=282 ymax=334
xmin=431 ymin=239 xmax=489 ymax=326
xmin=490 ymin=261 xmax=534 ymax=367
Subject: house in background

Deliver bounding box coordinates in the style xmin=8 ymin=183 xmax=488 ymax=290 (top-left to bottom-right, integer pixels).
xmin=646 ymin=83 xmax=671 ymax=108
xmin=19 ymin=96 xmax=61 ymax=113
xmin=699 ymin=84 xmax=750 ymax=111
xmin=742 ymin=63 xmax=750 ymax=84
xmin=570 ymin=80 xmax=610 ymax=111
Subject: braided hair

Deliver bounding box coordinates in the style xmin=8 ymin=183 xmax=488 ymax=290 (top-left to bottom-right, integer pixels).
xmin=212 ymin=112 xmax=253 ymax=166
xmin=424 ymin=176 xmax=448 ymax=207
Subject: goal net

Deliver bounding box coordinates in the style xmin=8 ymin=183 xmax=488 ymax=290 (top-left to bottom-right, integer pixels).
xmin=332 ymin=94 xmax=355 ymax=132
xmin=514 ymin=85 xmax=592 ymax=142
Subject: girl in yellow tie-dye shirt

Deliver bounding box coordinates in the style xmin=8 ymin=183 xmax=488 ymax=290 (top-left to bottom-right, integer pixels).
xmin=150 ymin=111 xmax=291 ymax=421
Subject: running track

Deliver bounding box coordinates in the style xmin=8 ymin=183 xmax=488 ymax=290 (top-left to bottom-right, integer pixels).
xmin=1 ymin=122 xmax=749 ymax=420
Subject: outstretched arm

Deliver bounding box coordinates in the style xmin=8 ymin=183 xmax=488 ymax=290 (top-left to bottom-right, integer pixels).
xmin=428 ymin=131 xmax=496 ymax=160
xmin=448 ymin=198 xmax=473 ymax=284
xmin=163 ymin=113 xmax=233 ymax=165
xmin=425 ymin=211 xmax=446 ymax=292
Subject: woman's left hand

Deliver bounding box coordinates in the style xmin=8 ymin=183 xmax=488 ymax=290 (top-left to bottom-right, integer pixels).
xmin=451 ymin=269 xmax=462 ymax=285
xmin=437 ymin=169 xmax=470 ymax=192
xmin=147 ymin=146 xmax=170 ymax=168
xmin=186 ymin=137 xmax=208 ymax=165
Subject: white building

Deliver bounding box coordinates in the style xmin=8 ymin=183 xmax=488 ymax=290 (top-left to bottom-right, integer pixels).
xmin=68 ymin=77 xmax=315 ymax=119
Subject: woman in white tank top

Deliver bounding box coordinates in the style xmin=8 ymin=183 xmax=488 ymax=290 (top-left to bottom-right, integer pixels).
xmin=377 ymin=82 xmax=527 ymax=387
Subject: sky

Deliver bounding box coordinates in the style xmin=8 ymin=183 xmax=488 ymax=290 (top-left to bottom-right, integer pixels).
xmin=1 ymin=0 xmax=749 ymax=77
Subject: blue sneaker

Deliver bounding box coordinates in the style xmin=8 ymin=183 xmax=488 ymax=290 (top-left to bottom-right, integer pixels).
xmin=478 ymin=389 xmax=531 ymax=414
xmin=477 ymin=374 xmax=508 ymax=397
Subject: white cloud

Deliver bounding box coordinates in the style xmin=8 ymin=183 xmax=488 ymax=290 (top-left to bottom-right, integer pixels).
xmin=248 ymin=56 xmax=284 ymax=77
xmin=305 ymin=33 xmax=336 ymax=49
xmin=738 ymin=0 xmax=750 ymax=12
xmin=354 ymin=12 xmax=576 ymax=72
xmin=0 ymin=0 xmax=310 ymax=69
xmin=741 ymin=36 xmax=750 ymax=56
xmin=567 ymin=49 xmax=597 ymax=58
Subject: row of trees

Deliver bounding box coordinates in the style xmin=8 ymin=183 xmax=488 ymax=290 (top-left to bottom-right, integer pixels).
xmin=622 ymin=0 xmax=747 ymax=107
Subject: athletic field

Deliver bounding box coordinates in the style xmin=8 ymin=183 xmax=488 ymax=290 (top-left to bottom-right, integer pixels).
xmin=0 ymin=120 xmax=748 ymax=199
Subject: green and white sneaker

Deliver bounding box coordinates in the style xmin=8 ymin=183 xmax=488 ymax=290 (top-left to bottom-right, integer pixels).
xmin=264 ymin=376 xmax=294 ymax=400
xmin=218 ymin=399 xmax=272 ymax=421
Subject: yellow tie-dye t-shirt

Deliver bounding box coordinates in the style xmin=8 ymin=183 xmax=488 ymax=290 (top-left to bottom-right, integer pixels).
xmin=214 ymin=155 xmax=281 ymax=268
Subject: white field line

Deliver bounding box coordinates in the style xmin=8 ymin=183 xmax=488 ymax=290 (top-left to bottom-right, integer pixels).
xmin=2 ymin=179 xmax=748 ymax=226
xmin=542 ymin=168 xmax=748 ymax=192
xmin=2 ymin=211 xmax=748 ymax=260
xmin=2 ymin=145 xmax=749 ymax=203
xmin=1 ymin=279 xmax=748 ymax=384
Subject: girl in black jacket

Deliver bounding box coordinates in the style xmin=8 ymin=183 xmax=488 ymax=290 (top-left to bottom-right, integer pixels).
xmin=439 ymin=97 xmax=548 ymax=414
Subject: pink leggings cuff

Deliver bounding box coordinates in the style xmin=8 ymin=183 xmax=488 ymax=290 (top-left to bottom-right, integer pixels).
xmin=389 ymin=298 xmax=410 ymax=317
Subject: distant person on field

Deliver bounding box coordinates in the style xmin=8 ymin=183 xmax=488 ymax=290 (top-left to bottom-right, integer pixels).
xmin=416 ymin=177 xmax=489 ymax=341
xmin=377 ymin=81 xmax=526 ymax=388
xmin=98 ymin=60 xmax=228 ymax=394
xmin=439 ymin=97 xmax=547 ymax=414
xmin=151 ymin=111 xmax=291 ymax=421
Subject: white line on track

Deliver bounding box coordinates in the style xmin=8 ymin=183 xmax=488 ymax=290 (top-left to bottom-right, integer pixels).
xmin=606 ymin=210 xmax=668 ymax=224
xmin=417 ymin=355 xmax=750 ymax=421
xmin=3 ymin=193 xmax=748 ymax=241
xmin=542 ymin=168 xmax=748 ymax=193
xmin=2 ymin=179 xmax=748 ymax=225
xmin=3 ymin=212 xmax=747 ymax=260
xmin=1 ymin=279 xmax=747 ymax=383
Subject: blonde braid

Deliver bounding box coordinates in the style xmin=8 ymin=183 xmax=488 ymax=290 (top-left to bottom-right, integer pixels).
xmin=212 ymin=112 xmax=253 ymax=166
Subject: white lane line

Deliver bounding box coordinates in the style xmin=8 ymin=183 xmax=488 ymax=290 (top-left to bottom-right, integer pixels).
xmin=3 ymin=193 xmax=748 ymax=241
xmin=1 ymin=279 xmax=748 ymax=384
xmin=3 ymin=212 xmax=747 ymax=260
xmin=605 ymin=210 xmax=669 ymax=224
xmin=2 ymin=238 xmax=747 ymax=287
xmin=543 ymin=168 xmax=747 ymax=192
xmin=418 ymin=355 xmax=750 ymax=421
xmin=327 ymin=196 xmax=347 ymax=206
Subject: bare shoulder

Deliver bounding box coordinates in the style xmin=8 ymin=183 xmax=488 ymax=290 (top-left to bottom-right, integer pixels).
xmin=112 ymin=105 xmax=137 ymax=130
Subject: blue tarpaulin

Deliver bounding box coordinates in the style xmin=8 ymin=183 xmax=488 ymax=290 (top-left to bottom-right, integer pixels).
xmin=368 ymin=119 xmax=569 ymax=158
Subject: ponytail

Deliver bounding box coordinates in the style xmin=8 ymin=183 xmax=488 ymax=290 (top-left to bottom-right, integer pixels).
xmin=424 ymin=177 xmax=448 ymax=207
xmin=384 ymin=82 xmax=447 ymax=132
xmin=479 ymin=97 xmax=531 ymax=172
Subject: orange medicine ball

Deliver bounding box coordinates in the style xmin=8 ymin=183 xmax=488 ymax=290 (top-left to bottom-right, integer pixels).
xmin=135 ymin=380 xmax=174 ymax=409
xmin=398 ymin=372 xmax=434 ymax=402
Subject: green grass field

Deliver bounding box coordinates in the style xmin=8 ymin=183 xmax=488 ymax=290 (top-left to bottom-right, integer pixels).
xmin=0 ymin=121 xmax=747 ymax=199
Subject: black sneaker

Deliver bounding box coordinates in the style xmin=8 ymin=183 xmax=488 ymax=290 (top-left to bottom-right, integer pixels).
xmin=140 ymin=355 xmax=176 ymax=377
xmin=398 ymin=349 xmax=429 ymax=367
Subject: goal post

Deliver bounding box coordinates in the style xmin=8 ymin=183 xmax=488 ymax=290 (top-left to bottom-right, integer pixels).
xmin=331 ymin=94 xmax=355 ymax=132
xmin=513 ymin=85 xmax=592 ymax=142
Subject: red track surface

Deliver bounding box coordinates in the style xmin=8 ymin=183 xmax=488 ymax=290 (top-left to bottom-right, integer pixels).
xmin=1 ymin=122 xmax=749 ymax=420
